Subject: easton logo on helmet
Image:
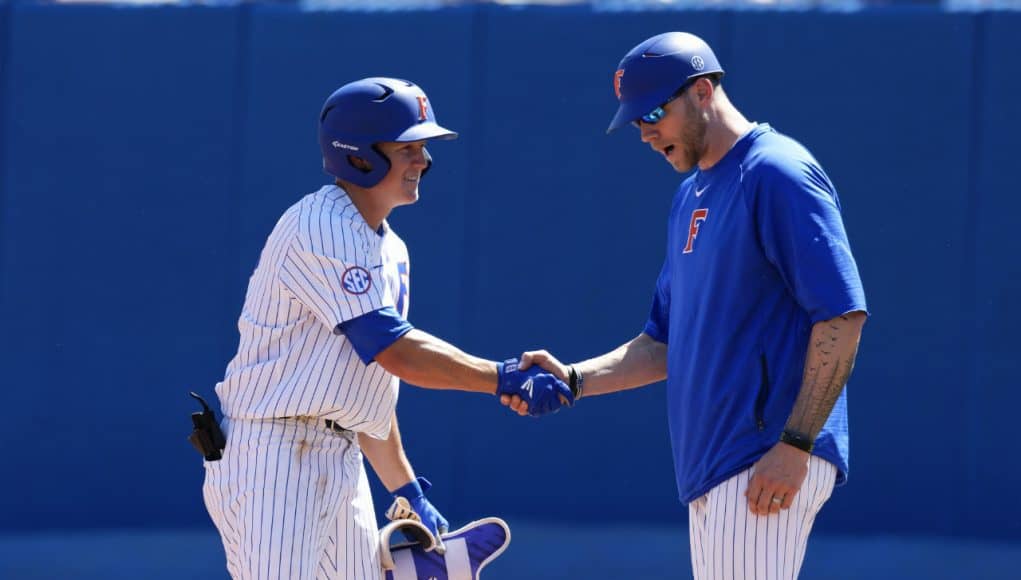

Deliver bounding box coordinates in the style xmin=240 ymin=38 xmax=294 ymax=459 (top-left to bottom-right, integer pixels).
xmin=614 ymin=69 xmax=625 ymax=99
xmin=332 ymin=141 xmax=360 ymax=151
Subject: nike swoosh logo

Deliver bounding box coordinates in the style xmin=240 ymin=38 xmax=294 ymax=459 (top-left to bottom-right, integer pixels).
xmin=695 ymin=186 xmax=708 ymax=197
xmin=641 ymin=49 xmax=688 ymax=59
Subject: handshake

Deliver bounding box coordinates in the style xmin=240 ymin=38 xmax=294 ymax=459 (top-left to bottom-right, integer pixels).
xmin=495 ymin=351 xmax=582 ymax=418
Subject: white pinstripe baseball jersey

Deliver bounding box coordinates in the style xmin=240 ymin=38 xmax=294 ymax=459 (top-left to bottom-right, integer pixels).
xmin=215 ymin=184 xmax=410 ymax=438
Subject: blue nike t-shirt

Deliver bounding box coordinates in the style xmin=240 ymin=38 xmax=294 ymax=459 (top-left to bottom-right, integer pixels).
xmin=643 ymin=124 xmax=867 ymax=504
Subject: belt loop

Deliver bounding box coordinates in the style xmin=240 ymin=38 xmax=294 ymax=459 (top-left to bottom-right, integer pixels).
xmin=324 ymin=419 xmax=351 ymax=435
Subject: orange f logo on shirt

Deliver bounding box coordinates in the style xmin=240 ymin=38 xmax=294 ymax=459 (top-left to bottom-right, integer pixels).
xmin=683 ymin=209 xmax=709 ymax=254
xmin=613 ymin=69 xmax=625 ymax=100
xmin=417 ymin=96 xmax=429 ymax=121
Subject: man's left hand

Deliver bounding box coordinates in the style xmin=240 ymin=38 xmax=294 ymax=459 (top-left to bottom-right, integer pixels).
xmin=744 ymin=442 xmax=809 ymax=516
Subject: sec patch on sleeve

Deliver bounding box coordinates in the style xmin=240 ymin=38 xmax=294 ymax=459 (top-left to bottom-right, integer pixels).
xmin=342 ymin=266 xmax=372 ymax=295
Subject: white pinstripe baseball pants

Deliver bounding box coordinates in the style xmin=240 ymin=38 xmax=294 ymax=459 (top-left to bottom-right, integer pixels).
xmin=203 ymin=418 xmax=382 ymax=580
xmin=688 ymin=455 xmax=837 ymax=580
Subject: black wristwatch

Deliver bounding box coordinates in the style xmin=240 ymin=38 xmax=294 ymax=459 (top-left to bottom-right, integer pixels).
xmin=780 ymin=429 xmax=814 ymax=453
xmin=568 ymin=365 xmax=585 ymax=400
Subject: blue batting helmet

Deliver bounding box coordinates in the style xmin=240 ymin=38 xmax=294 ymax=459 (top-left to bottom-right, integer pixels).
xmin=606 ymin=32 xmax=724 ymax=134
xmin=318 ymin=77 xmax=458 ymax=188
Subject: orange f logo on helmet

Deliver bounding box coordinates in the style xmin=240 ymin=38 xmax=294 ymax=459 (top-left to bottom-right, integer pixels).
xmin=613 ymin=69 xmax=625 ymax=100
xmin=417 ymin=96 xmax=429 ymax=121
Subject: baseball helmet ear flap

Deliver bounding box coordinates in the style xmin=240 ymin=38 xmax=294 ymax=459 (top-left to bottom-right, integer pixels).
xmin=318 ymin=78 xmax=457 ymax=188
xmin=339 ymin=145 xmax=434 ymax=185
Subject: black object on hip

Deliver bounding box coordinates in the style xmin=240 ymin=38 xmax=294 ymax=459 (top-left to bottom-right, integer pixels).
xmin=188 ymin=391 xmax=226 ymax=461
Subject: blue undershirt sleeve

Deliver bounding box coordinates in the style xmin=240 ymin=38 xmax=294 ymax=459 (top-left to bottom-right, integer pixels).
xmin=336 ymin=306 xmax=414 ymax=364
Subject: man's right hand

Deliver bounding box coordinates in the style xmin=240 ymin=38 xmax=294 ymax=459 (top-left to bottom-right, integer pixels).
xmin=499 ymin=351 xmax=572 ymax=416
xmin=495 ymin=358 xmax=573 ymax=417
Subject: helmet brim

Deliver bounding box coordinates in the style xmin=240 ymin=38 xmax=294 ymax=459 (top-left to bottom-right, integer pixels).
xmin=396 ymin=122 xmax=458 ymax=142
xmin=606 ymin=92 xmax=666 ymax=134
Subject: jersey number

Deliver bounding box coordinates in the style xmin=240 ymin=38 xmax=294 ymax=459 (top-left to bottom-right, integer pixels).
xmin=396 ymin=262 xmax=409 ymax=318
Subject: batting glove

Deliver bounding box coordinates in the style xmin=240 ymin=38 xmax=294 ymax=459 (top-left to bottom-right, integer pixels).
xmin=496 ymin=358 xmax=575 ymax=417
xmin=392 ymin=477 xmax=449 ymax=538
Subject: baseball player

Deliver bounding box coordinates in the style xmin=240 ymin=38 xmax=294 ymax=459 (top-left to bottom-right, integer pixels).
xmin=201 ymin=77 xmax=573 ymax=580
xmin=503 ymin=32 xmax=868 ymax=579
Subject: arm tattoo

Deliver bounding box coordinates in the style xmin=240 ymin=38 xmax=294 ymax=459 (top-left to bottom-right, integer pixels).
xmin=786 ymin=314 xmax=862 ymax=439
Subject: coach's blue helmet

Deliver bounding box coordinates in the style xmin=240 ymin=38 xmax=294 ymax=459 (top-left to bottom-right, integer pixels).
xmin=319 ymin=77 xmax=458 ymax=188
xmin=606 ymin=32 xmax=724 ymax=134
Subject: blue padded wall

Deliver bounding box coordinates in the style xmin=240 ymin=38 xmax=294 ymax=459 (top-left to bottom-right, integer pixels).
xmin=0 ymin=4 xmax=1017 ymax=541
xmin=969 ymin=11 xmax=1021 ymax=539
xmin=0 ymin=2 xmax=9 ymax=298
xmin=0 ymin=4 xmax=243 ymax=528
